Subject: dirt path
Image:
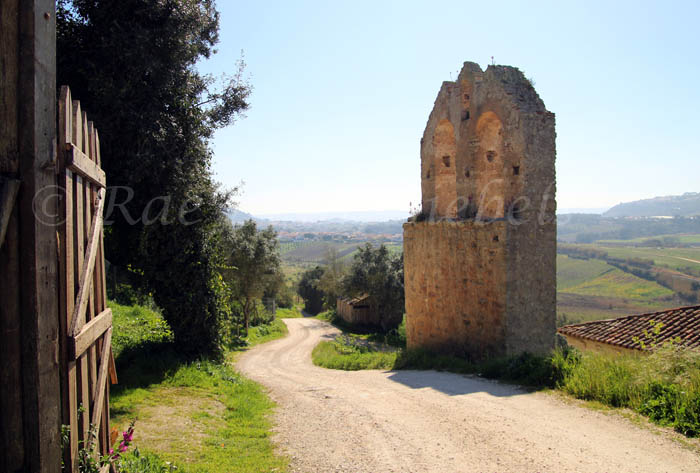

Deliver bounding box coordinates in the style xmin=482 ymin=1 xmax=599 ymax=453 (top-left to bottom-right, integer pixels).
xmin=237 ymin=318 xmax=700 ymax=473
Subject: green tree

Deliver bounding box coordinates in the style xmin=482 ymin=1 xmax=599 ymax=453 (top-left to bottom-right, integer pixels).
xmin=317 ymin=248 xmax=347 ymax=309
xmin=223 ymin=220 xmax=281 ymax=334
xmin=344 ymin=244 xmax=404 ymax=332
xmin=298 ymin=266 xmax=325 ymax=315
xmin=57 ymin=0 xmax=251 ymax=356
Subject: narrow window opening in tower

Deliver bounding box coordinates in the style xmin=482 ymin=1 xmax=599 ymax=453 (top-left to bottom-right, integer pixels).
xmin=465 ymin=169 xmax=470 ymax=178
xmin=426 ymin=170 xmax=431 ymax=179
xmin=462 ymin=110 xmax=470 ymax=121
xmin=493 ymin=235 xmax=499 ymax=242
xmin=511 ymin=202 xmax=522 ymax=220
xmin=442 ymin=156 xmax=451 ymax=167
xmin=486 ymin=150 xmax=496 ymax=162
xmin=513 ymin=165 xmax=520 ymax=175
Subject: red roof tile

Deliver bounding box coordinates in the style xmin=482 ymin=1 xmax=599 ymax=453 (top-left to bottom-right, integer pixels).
xmin=557 ymin=305 xmax=700 ymax=351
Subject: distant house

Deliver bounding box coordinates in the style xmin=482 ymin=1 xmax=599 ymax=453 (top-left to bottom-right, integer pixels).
xmin=337 ymin=295 xmax=377 ymax=327
xmin=557 ymin=305 xmax=700 ymax=354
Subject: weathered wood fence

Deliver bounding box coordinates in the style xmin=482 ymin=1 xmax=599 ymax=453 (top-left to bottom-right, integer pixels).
xmin=58 ymin=86 xmax=116 ymax=472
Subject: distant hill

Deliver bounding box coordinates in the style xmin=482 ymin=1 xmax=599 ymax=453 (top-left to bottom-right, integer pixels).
xmin=226 ymin=208 xmax=258 ymax=223
xmin=604 ymin=193 xmax=700 ymax=218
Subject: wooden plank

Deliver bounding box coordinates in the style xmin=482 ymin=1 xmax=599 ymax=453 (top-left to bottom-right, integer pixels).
xmin=72 ymin=100 xmax=82 ymax=152
xmin=82 ymin=111 xmax=89 ymax=158
xmin=83 ymin=146 xmax=97 ymax=406
xmin=59 ymin=86 xmax=72 ymax=146
xmin=108 ymin=348 xmax=118 ymax=385
xmin=0 ymin=176 xmax=20 ymax=248
xmin=90 ymin=328 xmax=112 ymax=434
xmin=67 ymin=145 xmax=106 ymax=188
xmin=58 ymin=86 xmax=79 ymax=471
xmin=69 ymin=187 xmax=106 ymax=336
xmin=74 ymin=174 xmax=90 ymax=443
xmin=71 ymin=309 xmax=112 ymax=359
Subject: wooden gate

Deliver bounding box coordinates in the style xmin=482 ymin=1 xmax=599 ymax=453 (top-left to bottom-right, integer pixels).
xmin=58 ymin=86 xmax=117 ymax=472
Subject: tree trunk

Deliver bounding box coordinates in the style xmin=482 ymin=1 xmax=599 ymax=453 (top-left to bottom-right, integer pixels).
xmin=244 ymin=299 xmax=250 ymax=335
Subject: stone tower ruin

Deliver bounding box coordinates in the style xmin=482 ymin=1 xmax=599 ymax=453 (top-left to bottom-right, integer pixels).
xmin=403 ymin=62 xmax=556 ymax=359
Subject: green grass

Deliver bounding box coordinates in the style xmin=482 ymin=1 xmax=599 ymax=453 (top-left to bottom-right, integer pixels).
xmin=557 ymin=255 xmax=614 ymax=290
xmin=312 ymin=338 xmax=399 ymax=370
xmin=110 ymin=301 xmax=289 ymax=472
xmin=561 ymin=266 xmax=673 ymax=301
xmin=276 ymin=306 xmax=304 ymax=318
xmin=314 ymin=309 xmax=336 ymax=322
xmin=239 ymin=318 xmax=288 ymax=348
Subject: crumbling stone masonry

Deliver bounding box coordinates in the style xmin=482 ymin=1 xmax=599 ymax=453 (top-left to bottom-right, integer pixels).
xmin=403 ymin=62 xmax=556 ymax=359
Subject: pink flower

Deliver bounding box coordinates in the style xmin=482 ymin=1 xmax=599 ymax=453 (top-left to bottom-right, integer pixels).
xmin=119 ymin=441 xmax=128 ymax=453
xmin=122 ymin=430 xmax=134 ymax=443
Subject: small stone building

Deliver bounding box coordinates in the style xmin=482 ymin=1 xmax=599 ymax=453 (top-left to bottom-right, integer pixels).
xmin=337 ymin=295 xmax=376 ymax=327
xmin=558 ymin=305 xmax=700 ymax=354
xmin=403 ymin=61 xmax=557 ymax=359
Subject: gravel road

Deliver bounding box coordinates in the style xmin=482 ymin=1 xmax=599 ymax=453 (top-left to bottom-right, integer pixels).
xmin=237 ymin=317 xmax=700 ymax=473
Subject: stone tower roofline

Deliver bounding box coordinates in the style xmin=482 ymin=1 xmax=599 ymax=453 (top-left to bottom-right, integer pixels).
xmin=422 ymin=62 xmax=551 ymax=144
xmin=419 ymin=61 xmax=556 ymax=221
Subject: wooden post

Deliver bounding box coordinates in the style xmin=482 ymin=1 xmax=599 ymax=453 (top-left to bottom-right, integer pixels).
xmin=17 ymin=1 xmax=62 ymax=471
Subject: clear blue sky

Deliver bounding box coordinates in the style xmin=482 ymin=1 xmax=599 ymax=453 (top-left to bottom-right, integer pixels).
xmin=199 ymin=0 xmax=699 ymax=216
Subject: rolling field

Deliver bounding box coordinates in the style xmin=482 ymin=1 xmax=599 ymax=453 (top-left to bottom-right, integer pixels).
xmin=556 ymin=236 xmax=700 ymax=326
xmin=280 ymin=241 xmax=359 ymax=262
xmin=561 ymin=266 xmax=673 ymax=301
xmin=280 ymin=240 xmax=402 ymax=264
xmin=556 ymin=254 xmax=674 ymax=325
xmin=596 ymin=234 xmax=700 ymax=246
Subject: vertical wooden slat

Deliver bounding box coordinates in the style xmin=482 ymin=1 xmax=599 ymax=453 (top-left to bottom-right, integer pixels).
xmin=72 ymin=101 xmax=90 ymax=443
xmin=59 ymin=87 xmax=79 ymax=472
xmin=89 ymin=122 xmax=111 ymax=456
xmin=84 ymin=122 xmax=98 ymax=445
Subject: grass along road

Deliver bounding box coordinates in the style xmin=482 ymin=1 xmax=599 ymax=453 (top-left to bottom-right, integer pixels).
xmin=236 ymin=318 xmax=700 ymax=473
xmin=110 ymin=303 xmax=290 ymax=472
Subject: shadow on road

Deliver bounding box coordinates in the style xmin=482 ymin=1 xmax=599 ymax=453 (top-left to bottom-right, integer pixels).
xmin=386 ymin=369 xmax=527 ymax=398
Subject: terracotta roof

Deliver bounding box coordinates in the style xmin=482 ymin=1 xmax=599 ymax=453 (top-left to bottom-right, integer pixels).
xmin=557 ymin=305 xmax=700 ymax=351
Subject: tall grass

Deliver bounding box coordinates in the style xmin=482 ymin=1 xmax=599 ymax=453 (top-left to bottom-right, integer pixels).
xmin=557 ymin=346 xmax=700 ymax=436
xmin=312 ymin=330 xmax=700 ymax=437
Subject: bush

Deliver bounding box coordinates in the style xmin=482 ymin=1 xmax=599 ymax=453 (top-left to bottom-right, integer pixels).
xmin=298 ymin=266 xmax=325 ymax=314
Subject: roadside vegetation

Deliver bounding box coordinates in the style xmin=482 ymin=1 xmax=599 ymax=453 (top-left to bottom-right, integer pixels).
xmin=110 ymin=301 xmax=289 ymax=473
xmin=312 ymin=310 xmax=700 ymax=438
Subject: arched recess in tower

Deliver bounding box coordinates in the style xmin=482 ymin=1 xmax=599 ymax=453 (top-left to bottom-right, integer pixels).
xmin=433 ymin=118 xmax=457 ymax=218
xmin=475 ymin=111 xmax=505 ymax=219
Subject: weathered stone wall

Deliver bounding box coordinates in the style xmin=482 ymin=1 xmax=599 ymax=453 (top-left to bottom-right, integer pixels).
xmin=405 ymin=61 xmax=556 ymax=359
xmin=404 ymin=221 xmax=508 ymax=357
